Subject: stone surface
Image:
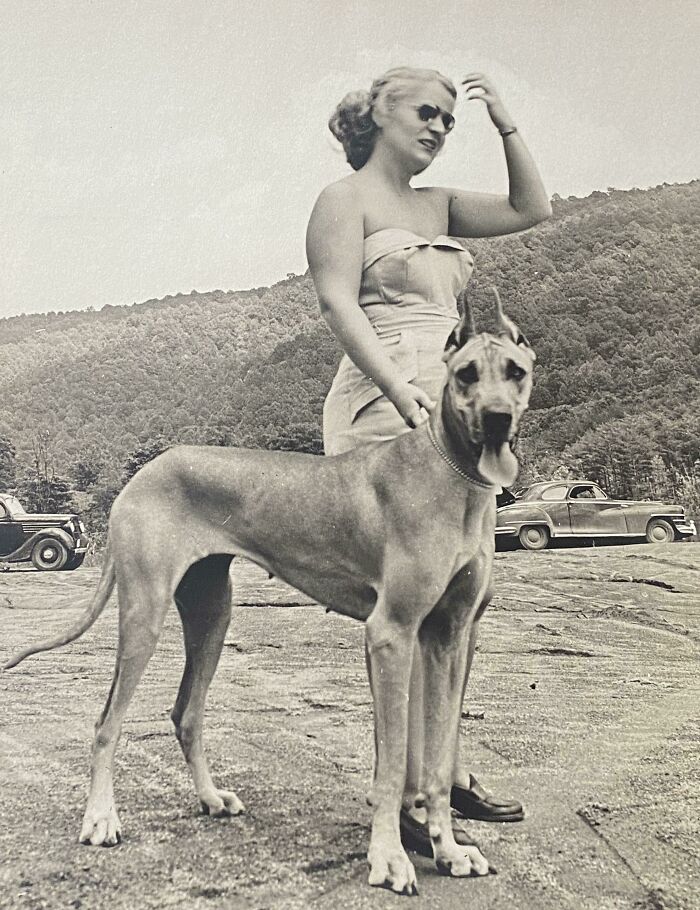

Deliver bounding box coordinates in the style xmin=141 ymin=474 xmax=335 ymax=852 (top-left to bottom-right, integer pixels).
xmin=0 ymin=542 xmax=698 ymax=909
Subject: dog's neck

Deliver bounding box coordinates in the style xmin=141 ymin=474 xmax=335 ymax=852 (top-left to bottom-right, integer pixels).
xmin=428 ymin=387 xmax=495 ymax=490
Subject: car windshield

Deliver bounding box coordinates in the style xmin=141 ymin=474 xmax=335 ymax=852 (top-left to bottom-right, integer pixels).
xmin=516 ymin=483 xmax=609 ymax=502
xmin=569 ymin=485 xmax=608 ymax=500
xmin=515 ymin=485 xmax=551 ymax=502
xmin=3 ymin=496 xmax=27 ymax=514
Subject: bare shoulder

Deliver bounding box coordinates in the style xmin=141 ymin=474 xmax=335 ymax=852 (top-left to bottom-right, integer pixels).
xmin=415 ymin=185 xmax=450 ymax=202
xmin=311 ymin=175 xmax=362 ymax=217
xmin=414 ymin=185 xmax=452 ymax=230
xmin=308 ymin=177 xmax=363 ymax=244
xmin=306 ymin=176 xmax=364 ymax=269
xmin=418 ymin=185 xmax=451 ymax=207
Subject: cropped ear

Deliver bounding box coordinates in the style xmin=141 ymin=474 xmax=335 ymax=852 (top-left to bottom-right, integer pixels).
xmin=443 ymin=290 xmax=477 ymax=358
xmin=493 ymin=287 xmax=531 ymax=350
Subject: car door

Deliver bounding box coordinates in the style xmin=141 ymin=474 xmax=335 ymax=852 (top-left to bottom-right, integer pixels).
xmin=539 ymin=484 xmax=572 ymax=533
xmin=568 ymin=484 xmax=628 ymax=535
xmin=0 ymin=501 xmax=25 ymax=556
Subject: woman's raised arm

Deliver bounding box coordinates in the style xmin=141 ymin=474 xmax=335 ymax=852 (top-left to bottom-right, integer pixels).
xmin=445 ymin=73 xmax=552 ymax=238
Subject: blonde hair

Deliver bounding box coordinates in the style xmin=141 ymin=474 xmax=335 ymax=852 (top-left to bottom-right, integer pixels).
xmin=328 ymin=67 xmax=456 ymax=171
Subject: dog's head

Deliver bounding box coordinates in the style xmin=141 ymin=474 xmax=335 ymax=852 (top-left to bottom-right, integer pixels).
xmin=441 ymin=289 xmax=536 ymax=488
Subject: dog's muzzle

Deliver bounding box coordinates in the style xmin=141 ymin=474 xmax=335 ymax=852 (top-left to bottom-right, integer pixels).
xmin=482 ymin=411 xmax=513 ymax=445
xmin=477 ymin=410 xmax=519 ymax=488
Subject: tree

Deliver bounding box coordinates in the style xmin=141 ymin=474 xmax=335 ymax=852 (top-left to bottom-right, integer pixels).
xmin=122 ymin=438 xmax=171 ymax=483
xmin=81 ymin=480 xmax=122 ymax=546
xmin=17 ymin=475 xmax=75 ymax=513
xmin=0 ymin=435 xmax=17 ymax=489
xmin=15 ymin=430 xmax=75 ymax=512
xmin=0 ymin=181 xmax=697 ymax=510
xmin=72 ymin=449 xmax=105 ymax=491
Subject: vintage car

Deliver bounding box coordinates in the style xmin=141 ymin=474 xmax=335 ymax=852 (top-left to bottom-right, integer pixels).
xmin=0 ymin=493 xmax=89 ymax=570
xmin=496 ymin=480 xmax=697 ymax=550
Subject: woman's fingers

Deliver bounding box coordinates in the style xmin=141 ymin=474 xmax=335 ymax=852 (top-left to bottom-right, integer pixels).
xmin=392 ymin=382 xmax=436 ymax=428
xmin=409 ymin=407 xmax=430 ymax=428
xmin=406 ymin=406 xmax=429 ymax=429
xmin=415 ymin=390 xmax=436 ymax=412
xmin=462 ymin=74 xmax=498 ymax=103
xmin=403 ymin=389 xmax=435 ymax=428
xmin=466 ymin=90 xmax=494 ymax=103
xmin=462 ymin=75 xmax=491 ymax=89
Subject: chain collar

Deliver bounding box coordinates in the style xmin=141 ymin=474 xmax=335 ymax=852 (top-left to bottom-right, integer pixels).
xmin=426 ymin=424 xmax=496 ymax=490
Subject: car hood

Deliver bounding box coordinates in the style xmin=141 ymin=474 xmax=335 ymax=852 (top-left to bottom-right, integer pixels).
xmin=12 ymin=513 xmax=78 ymax=524
xmin=606 ymin=500 xmax=684 ymax=511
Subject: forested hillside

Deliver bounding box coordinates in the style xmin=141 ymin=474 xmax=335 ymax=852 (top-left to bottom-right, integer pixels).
xmin=1 ymin=181 xmax=698 ymax=535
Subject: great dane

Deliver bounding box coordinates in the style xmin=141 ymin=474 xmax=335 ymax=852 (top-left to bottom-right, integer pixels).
xmin=4 ymin=290 xmax=535 ymax=895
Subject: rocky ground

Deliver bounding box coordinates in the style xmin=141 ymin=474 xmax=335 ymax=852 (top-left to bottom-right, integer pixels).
xmin=1 ymin=542 xmax=698 ymax=909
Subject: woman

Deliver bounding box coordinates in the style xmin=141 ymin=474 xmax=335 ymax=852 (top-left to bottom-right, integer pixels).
xmin=306 ymin=66 xmax=550 ymax=863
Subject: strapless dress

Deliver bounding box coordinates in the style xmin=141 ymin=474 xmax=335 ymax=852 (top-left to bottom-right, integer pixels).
xmin=323 ymin=228 xmax=474 ymax=455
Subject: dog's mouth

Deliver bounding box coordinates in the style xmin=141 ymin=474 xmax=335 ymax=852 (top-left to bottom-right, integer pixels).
xmin=477 ymin=413 xmax=518 ymax=487
xmin=478 ymin=440 xmax=518 ymax=488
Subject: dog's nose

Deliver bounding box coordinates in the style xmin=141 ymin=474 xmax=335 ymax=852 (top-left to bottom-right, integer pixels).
xmin=482 ymin=411 xmax=512 ymax=442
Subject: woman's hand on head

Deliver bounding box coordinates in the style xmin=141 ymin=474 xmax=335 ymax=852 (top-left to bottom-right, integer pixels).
xmin=461 ymin=73 xmax=514 ymax=133
xmin=388 ymin=381 xmax=435 ymax=429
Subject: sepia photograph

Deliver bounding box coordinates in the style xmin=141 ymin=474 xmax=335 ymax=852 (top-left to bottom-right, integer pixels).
xmin=1 ymin=2 xmax=698 ymax=907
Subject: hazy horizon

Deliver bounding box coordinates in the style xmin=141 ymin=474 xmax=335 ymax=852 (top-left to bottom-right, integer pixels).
xmin=2 ymin=0 xmax=698 ymax=319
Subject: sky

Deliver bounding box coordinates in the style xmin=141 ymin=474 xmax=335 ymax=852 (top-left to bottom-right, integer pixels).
xmin=1 ymin=0 xmax=698 ymax=318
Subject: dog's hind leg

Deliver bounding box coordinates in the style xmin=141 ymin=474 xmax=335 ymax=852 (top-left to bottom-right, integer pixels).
xmin=172 ymin=554 xmax=244 ymax=818
xmin=80 ymin=565 xmax=173 ymax=846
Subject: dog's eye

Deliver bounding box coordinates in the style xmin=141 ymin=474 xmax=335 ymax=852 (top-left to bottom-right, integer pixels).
xmin=507 ymin=362 xmax=527 ymax=382
xmin=455 ymin=364 xmax=478 ymax=385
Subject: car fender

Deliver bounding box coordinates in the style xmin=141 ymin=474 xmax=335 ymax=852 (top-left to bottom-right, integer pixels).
xmin=496 ymin=505 xmax=557 ymax=537
xmin=647 ymin=512 xmax=693 ymax=536
xmin=4 ymin=528 xmax=76 ymax=563
xmin=646 ymin=512 xmax=685 ymax=524
xmin=622 ymin=509 xmax=684 ymax=535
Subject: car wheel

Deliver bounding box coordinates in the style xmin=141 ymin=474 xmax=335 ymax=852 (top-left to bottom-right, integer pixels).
xmin=64 ymin=553 xmax=86 ymax=570
xmin=31 ymin=537 xmax=69 ymax=571
xmin=518 ymin=526 xmax=550 ymax=551
xmin=645 ymin=519 xmax=675 ymax=544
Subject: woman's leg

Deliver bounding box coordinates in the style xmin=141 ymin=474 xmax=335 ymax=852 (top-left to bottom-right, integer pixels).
xmin=450 ymin=619 xmax=524 ymax=821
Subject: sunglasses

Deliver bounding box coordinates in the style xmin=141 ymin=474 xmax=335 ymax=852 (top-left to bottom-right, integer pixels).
xmin=412 ymin=103 xmax=455 ymax=133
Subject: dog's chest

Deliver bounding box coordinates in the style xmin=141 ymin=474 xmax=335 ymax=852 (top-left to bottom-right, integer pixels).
xmin=460 ymin=494 xmax=496 ymax=541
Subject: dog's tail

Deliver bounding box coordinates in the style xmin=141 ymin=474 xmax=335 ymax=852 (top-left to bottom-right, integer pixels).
xmin=3 ymin=546 xmax=117 ymax=670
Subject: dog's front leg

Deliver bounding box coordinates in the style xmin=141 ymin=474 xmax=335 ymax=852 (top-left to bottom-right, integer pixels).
xmin=418 ymin=616 xmax=490 ymax=877
xmin=364 ymin=604 xmax=420 ymax=895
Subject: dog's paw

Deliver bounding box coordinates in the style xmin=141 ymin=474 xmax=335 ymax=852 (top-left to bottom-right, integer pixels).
xmin=79 ymin=804 xmax=122 ymax=847
xmin=435 ymin=843 xmax=490 ymax=878
xmin=200 ymin=788 xmax=245 ymax=817
xmin=368 ymin=844 xmax=418 ymax=896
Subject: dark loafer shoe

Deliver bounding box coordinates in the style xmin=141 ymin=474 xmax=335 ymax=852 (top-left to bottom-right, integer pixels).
xmin=399 ymin=809 xmax=497 ymax=874
xmin=450 ymin=775 xmax=524 ymax=822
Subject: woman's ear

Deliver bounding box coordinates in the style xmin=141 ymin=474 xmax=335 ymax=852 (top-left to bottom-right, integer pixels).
xmin=370 ymin=96 xmax=393 ymax=129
